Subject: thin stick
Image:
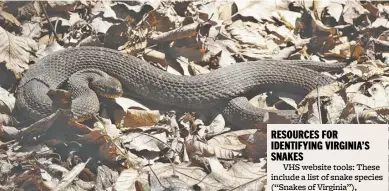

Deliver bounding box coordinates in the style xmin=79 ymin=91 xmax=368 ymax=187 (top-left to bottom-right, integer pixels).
xmin=39 ymin=1 xmax=60 ymax=42
xmin=316 ymin=85 xmax=322 ymax=124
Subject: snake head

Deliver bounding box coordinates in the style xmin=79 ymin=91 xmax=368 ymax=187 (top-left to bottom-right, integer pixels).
xmin=91 ymin=76 xmax=123 ymax=98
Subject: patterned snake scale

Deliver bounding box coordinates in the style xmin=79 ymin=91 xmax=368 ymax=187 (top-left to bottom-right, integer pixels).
xmin=16 ymin=46 xmax=345 ymax=128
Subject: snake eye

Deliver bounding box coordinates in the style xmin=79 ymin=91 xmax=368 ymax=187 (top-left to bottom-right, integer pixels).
xmin=108 ymin=88 xmax=120 ymax=94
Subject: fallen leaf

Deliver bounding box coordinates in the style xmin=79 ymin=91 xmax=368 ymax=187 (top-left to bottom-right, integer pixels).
xmin=198 ymin=114 xmax=226 ymax=139
xmin=325 ymin=40 xmax=364 ymax=60
xmin=310 ymin=11 xmax=337 ymax=35
xmin=299 ymin=82 xmax=344 ymax=115
xmin=227 ymin=20 xmax=267 ymax=48
xmin=372 ymin=17 xmax=389 ymax=28
xmin=113 ymin=97 xmax=151 ymax=127
xmin=0 ymin=87 xmax=15 ymax=114
xmin=363 ymin=3 xmax=380 ymax=17
xmin=0 ymin=10 xmax=21 ymax=27
xmin=207 ymin=157 xmax=266 ymax=190
xmin=185 ymin=138 xmax=241 ymax=159
xmin=208 ymin=129 xmax=257 ymax=151
xmin=325 ymin=2 xmax=344 ymax=23
xmin=21 ymin=17 xmax=42 ymax=39
xmin=95 ymin=165 xmax=119 ymax=191
xmin=188 ymin=63 xmax=210 ymax=75
xmin=91 ymin=17 xmax=114 ymax=34
xmin=150 ymin=174 xmax=194 ymax=191
xmin=46 ymin=0 xmax=78 ymax=12
xmin=143 ymin=48 xmax=167 ymax=68
xmin=349 ymin=82 xmax=389 ymax=108
xmin=120 ymin=109 xmax=160 ymax=128
xmin=273 ymin=10 xmax=301 ymax=29
xmin=343 ymin=60 xmax=386 ymax=80
xmin=325 ymin=94 xmax=346 ymax=124
xmin=238 ymin=130 xmax=267 ymax=161
xmin=120 ymin=131 xmax=167 ymax=152
xmin=277 ymin=96 xmax=298 ymax=110
xmin=263 ymin=112 xmax=295 ymax=124
xmin=0 ymin=26 xmax=41 ymax=76
xmin=342 ymin=0 xmax=369 ymax=25
xmin=234 ymin=0 xmax=288 ymax=22
xmin=114 ymin=168 xmax=140 ymax=191
xmin=53 ymin=158 xmax=91 ymax=191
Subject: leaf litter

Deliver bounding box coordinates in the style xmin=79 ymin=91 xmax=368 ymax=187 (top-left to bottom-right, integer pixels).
xmin=1 ymin=0 xmax=389 ymax=190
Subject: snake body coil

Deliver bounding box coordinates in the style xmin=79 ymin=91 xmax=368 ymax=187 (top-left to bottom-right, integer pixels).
xmin=16 ymin=46 xmax=341 ymax=127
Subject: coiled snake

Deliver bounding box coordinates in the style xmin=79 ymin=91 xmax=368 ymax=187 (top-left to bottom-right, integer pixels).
xmin=16 ymin=46 xmax=344 ymax=128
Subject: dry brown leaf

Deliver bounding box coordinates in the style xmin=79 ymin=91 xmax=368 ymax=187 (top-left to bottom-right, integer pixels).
xmin=275 ymin=10 xmax=302 ymax=29
xmin=337 ymin=103 xmax=357 ymax=123
xmin=91 ymin=17 xmax=113 ymax=34
xmin=153 ymin=7 xmax=182 ymax=32
xmin=312 ymin=0 xmax=332 ymax=16
xmin=343 ymin=60 xmax=386 ymax=80
xmin=227 ymin=20 xmax=267 ymax=48
xmin=169 ymin=46 xmax=204 ymax=64
xmin=120 ymin=132 xmax=167 ymax=152
xmin=0 ymin=113 xmax=17 ymax=126
xmin=137 ymin=162 xmax=222 ymax=190
xmin=363 ymin=3 xmax=380 ymax=17
xmin=241 ymin=48 xmax=274 ymax=60
xmin=0 ymin=11 xmax=21 ymax=27
xmin=114 ymin=168 xmax=139 ymax=191
xmin=207 ymin=129 xmax=257 ymax=151
xmin=201 ymin=39 xmax=236 ymax=68
xmin=53 ymin=158 xmax=91 ymax=191
xmin=174 ymin=56 xmax=191 ymax=76
xmin=277 ymin=97 xmax=298 ymax=110
xmin=0 ymin=87 xmax=15 ymax=114
xmin=372 ymin=17 xmax=389 ymax=28
xmin=310 ymin=11 xmax=337 ymax=35
xmin=185 ymin=139 xmax=240 ymax=159
xmin=119 ymin=109 xmax=160 ymax=128
xmin=150 ymin=175 xmax=193 ymax=190
xmin=264 ymin=112 xmax=294 ymax=124
xmin=326 ymin=2 xmax=344 ymax=22
xmin=21 ymin=18 xmax=42 ymax=39
xmin=207 ymin=157 xmax=266 ymax=190
xmin=113 ymin=97 xmax=150 ymax=127
xmin=188 ymin=63 xmax=210 ymax=75
xmin=349 ymin=83 xmax=389 ymax=108
xmin=267 ymin=25 xmax=296 ymax=42
xmin=148 ymin=22 xmax=199 ymax=44
xmin=95 ymin=165 xmax=119 ymax=191
xmin=187 ymin=1 xmax=221 ymax=23
xmin=198 ymin=114 xmax=226 ymax=138
xmin=299 ymin=82 xmax=344 ymax=115
xmin=234 ymin=0 xmax=289 ymax=21
xmin=46 ymin=0 xmax=79 ymax=12
xmin=115 ymin=97 xmax=150 ymax=111
xmin=0 ymin=26 xmax=40 ymax=76
xmin=342 ymin=0 xmax=369 ymax=24
xmin=143 ymin=48 xmax=167 ymax=68
xmin=95 ymin=109 xmax=122 ymax=139
xmin=325 ymin=94 xmax=346 ymax=124
xmin=119 ymin=24 xmax=149 ymax=54
xmin=238 ymin=130 xmax=267 ymax=160
xmin=374 ymin=107 xmax=389 ymax=122
xmin=324 ymin=40 xmax=364 ymax=60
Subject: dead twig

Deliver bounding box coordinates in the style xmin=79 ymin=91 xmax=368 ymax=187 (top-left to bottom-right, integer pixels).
xmin=148 ymin=22 xmax=200 ymax=44
xmin=39 ymin=1 xmax=62 ymax=44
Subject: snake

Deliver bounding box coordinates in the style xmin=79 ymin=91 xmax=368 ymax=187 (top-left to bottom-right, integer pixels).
xmin=16 ymin=46 xmax=345 ymax=128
